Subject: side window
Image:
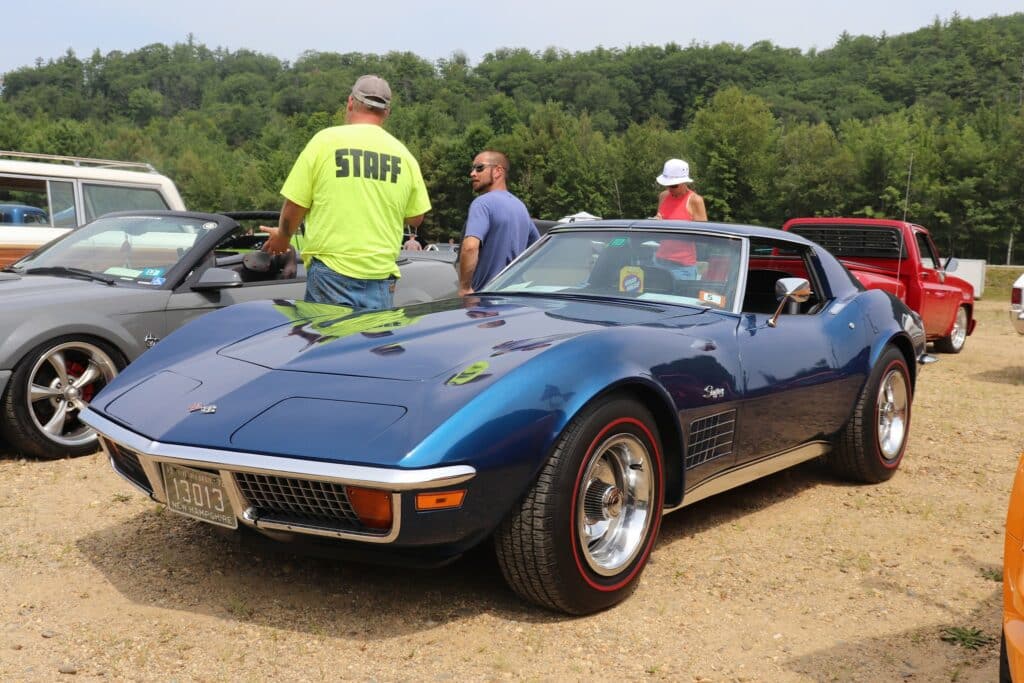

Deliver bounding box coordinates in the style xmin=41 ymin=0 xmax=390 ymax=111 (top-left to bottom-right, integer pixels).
xmin=0 ymin=175 xmax=53 ymax=226
xmin=83 ymin=184 xmax=169 ymax=221
xmin=743 ymin=238 xmax=821 ymax=315
xmin=915 ymin=232 xmax=939 ymax=270
xmin=49 ymin=180 xmax=77 ymax=227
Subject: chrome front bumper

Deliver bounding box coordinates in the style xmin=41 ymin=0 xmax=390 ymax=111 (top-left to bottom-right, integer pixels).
xmin=81 ymin=408 xmax=476 ymax=544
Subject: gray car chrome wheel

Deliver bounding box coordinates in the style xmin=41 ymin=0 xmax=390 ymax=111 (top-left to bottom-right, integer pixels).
xmin=578 ymin=433 xmax=656 ymax=576
xmin=1 ymin=337 xmax=122 ymax=459
xmin=936 ymin=305 xmax=968 ymax=354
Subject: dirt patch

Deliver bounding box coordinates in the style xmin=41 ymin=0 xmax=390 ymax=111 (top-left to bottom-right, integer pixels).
xmin=0 ymin=299 xmax=1021 ymax=681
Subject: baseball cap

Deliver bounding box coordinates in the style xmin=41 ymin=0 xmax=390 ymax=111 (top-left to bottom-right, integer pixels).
xmin=351 ymin=75 xmax=392 ymax=110
xmin=656 ymin=158 xmax=694 ymax=186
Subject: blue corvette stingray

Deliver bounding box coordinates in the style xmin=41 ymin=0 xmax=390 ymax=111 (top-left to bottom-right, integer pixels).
xmin=82 ymin=219 xmax=929 ymax=614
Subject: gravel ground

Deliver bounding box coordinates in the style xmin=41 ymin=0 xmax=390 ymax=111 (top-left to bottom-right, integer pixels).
xmin=0 ymin=298 xmax=1020 ymax=682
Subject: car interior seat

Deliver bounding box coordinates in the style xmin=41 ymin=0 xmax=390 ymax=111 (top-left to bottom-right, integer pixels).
xmin=641 ymin=266 xmax=675 ymax=294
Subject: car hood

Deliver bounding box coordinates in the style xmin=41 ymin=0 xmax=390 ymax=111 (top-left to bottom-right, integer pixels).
xmin=93 ymin=296 xmax=706 ymax=465
xmin=217 ymin=295 xmax=698 ymax=380
xmin=0 ymin=272 xmax=157 ymax=309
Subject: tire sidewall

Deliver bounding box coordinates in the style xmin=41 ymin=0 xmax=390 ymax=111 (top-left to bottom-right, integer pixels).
xmin=867 ymin=350 xmax=912 ymax=473
xmin=551 ymin=398 xmax=664 ymax=612
xmin=2 ymin=335 xmax=123 ymax=459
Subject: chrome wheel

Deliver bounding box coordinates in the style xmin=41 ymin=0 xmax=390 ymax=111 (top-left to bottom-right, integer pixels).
xmin=876 ymin=365 xmax=909 ymax=460
xmin=949 ymin=306 xmax=968 ymax=351
xmin=25 ymin=341 xmax=118 ymax=449
xmin=577 ymin=433 xmax=655 ymax=576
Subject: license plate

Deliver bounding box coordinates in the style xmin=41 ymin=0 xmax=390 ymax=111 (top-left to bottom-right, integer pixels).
xmin=161 ymin=463 xmax=237 ymax=529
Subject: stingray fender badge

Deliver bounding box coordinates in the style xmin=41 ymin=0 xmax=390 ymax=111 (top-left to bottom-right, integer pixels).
xmin=188 ymin=403 xmax=217 ymax=414
xmin=702 ymin=386 xmax=725 ymax=400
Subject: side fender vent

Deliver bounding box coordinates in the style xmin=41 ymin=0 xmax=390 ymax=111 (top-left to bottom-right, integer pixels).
xmin=686 ymin=410 xmax=736 ymax=469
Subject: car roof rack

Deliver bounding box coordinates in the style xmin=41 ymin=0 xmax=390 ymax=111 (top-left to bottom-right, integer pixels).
xmin=0 ymin=150 xmax=159 ymax=173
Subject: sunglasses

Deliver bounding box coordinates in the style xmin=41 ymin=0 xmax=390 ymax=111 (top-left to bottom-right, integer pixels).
xmin=470 ymin=162 xmax=496 ymax=173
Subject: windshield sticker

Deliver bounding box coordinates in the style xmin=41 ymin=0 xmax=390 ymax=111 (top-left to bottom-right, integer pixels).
xmin=149 ymin=276 xmax=166 ymax=286
xmin=140 ymin=267 xmax=166 ymax=279
xmin=698 ymin=290 xmax=726 ymax=308
xmin=619 ymin=266 xmax=644 ymax=293
xmin=103 ymin=266 xmax=141 ymax=278
xmin=608 ymin=237 xmax=628 ymax=247
xmin=203 ymin=222 xmax=218 ymax=230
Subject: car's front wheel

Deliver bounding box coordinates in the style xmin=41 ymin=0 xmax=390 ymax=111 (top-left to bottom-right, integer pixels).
xmin=1 ymin=336 xmax=123 ymax=459
xmin=495 ymin=396 xmax=664 ymax=614
xmin=935 ymin=305 xmax=969 ymax=353
xmin=829 ymin=346 xmax=911 ymax=483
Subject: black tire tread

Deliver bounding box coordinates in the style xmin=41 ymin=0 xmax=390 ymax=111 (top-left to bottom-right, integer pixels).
xmin=494 ymin=407 xmax=586 ymax=613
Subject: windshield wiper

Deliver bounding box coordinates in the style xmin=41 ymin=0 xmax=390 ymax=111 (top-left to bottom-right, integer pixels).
xmin=24 ymin=266 xmax=117 ymax=285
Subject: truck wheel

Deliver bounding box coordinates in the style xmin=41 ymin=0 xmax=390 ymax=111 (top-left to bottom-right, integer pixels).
xmin=1 ymin=336 xmax=123 ymax=459
xmin=935 ymin=305 xmax=968 ymax=354
xmin=494 ymin=396 xmax=664 ymax=614
xmin=829 ymin=346 xmax=911 ymax=484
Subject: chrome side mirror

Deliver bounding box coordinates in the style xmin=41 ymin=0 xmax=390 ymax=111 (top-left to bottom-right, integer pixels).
xmin=768 ymin=277 xmax=812 ymax=328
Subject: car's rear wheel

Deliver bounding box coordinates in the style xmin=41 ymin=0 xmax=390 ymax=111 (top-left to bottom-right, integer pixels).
xmin=935 ymin=305 xmax=968 ymax=354
xmin=829 ymin=346 xmax=911 ymax=483
xmin=494 ymin=396 xmax=664 ymax=614
xmin=1 ymin=336 xmax=123 ymax=459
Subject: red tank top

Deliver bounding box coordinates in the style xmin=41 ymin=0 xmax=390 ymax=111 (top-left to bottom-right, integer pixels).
xmin=658 ymin=190 xmax=693 ymax=220
xmin=656 ymin=190 xmax=696 ymax=264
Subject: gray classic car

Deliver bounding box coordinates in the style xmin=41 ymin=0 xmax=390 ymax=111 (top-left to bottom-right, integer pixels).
xmin=0 ymin=210 xmax=459 ymax=459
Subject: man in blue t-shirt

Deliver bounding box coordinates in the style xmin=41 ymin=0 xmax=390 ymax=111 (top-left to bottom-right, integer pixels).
xmin=459 ymin=150 xmax=540 ymax=295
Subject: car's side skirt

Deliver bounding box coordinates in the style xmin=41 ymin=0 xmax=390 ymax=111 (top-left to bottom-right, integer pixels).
xmin=666 ymin=440 xmax=831 ymax=512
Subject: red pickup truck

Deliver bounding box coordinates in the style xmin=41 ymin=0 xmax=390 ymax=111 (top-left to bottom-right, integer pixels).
xmin=782 ymin=217 xmax=976 ymax=353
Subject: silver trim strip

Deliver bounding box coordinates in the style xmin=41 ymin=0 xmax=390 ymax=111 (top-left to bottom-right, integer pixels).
xmin=666 ymin=441 xmax=831 ymax=512
xmin=82 ymin=408 xmax=477 ymax=490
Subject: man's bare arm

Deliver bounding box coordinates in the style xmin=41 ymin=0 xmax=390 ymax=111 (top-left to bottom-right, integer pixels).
xmin=458 ymin=236 xmax=481 ymax=296
xmin=261 ymin=199 xmax=309 ymax=254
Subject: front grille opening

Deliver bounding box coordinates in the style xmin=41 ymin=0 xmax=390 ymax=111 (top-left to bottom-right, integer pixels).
xmin=234 ymin=473 xmax=382 ymax=534
xmin=686 ymin=410 xmax=736 ymax=469
xmin=105 ymin=438 xmax=152 ymax=493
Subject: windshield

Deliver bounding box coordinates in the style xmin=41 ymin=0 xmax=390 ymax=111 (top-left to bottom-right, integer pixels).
xmin=12 ymin=214 xmax=210 ymax=285
xmin=485 ymin=229 xmax=745 ymax=312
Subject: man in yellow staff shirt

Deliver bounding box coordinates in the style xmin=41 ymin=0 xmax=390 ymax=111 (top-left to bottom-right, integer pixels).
xmin=261 ymin=74 xmax=431 ymax=310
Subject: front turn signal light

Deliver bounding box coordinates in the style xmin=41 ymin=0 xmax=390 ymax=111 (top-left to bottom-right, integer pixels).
xmin=346 ymin=486 xmax=393 ymax=530
xmin=416 ymin=490 xmax=466 ymax=511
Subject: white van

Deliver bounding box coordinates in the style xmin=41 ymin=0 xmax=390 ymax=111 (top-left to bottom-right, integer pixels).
xmin=0 ymin=151 xmax=186 ymax=266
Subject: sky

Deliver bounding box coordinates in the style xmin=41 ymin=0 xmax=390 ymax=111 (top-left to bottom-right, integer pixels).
xmin=1 ymin=1 xmax=1021 ymax=77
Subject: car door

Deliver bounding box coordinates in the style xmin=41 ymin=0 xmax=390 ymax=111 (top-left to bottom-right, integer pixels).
xmin=164 ymin=277 xmax=307 ymax=333
xmin=914 ymin=229 xmax=959 ymax=337
xmin=733 ymin=242 xmax=865 ymax=463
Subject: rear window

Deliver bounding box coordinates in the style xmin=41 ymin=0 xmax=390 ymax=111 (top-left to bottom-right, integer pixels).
xmin=787 ymin=224 xmax=907 ymax=259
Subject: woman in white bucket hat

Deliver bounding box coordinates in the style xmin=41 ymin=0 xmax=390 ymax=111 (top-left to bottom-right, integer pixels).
xmin=654 ymin=158 xmax=707 ymax=221
xmin=652 ymin=159 xmax=708 ymax=279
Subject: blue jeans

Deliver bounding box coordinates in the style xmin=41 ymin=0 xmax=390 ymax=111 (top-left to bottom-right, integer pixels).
xmin=305 ymin=259 xmax=395 ymax=311
xmin=656 ymin=259 xmax=698 ymax=281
